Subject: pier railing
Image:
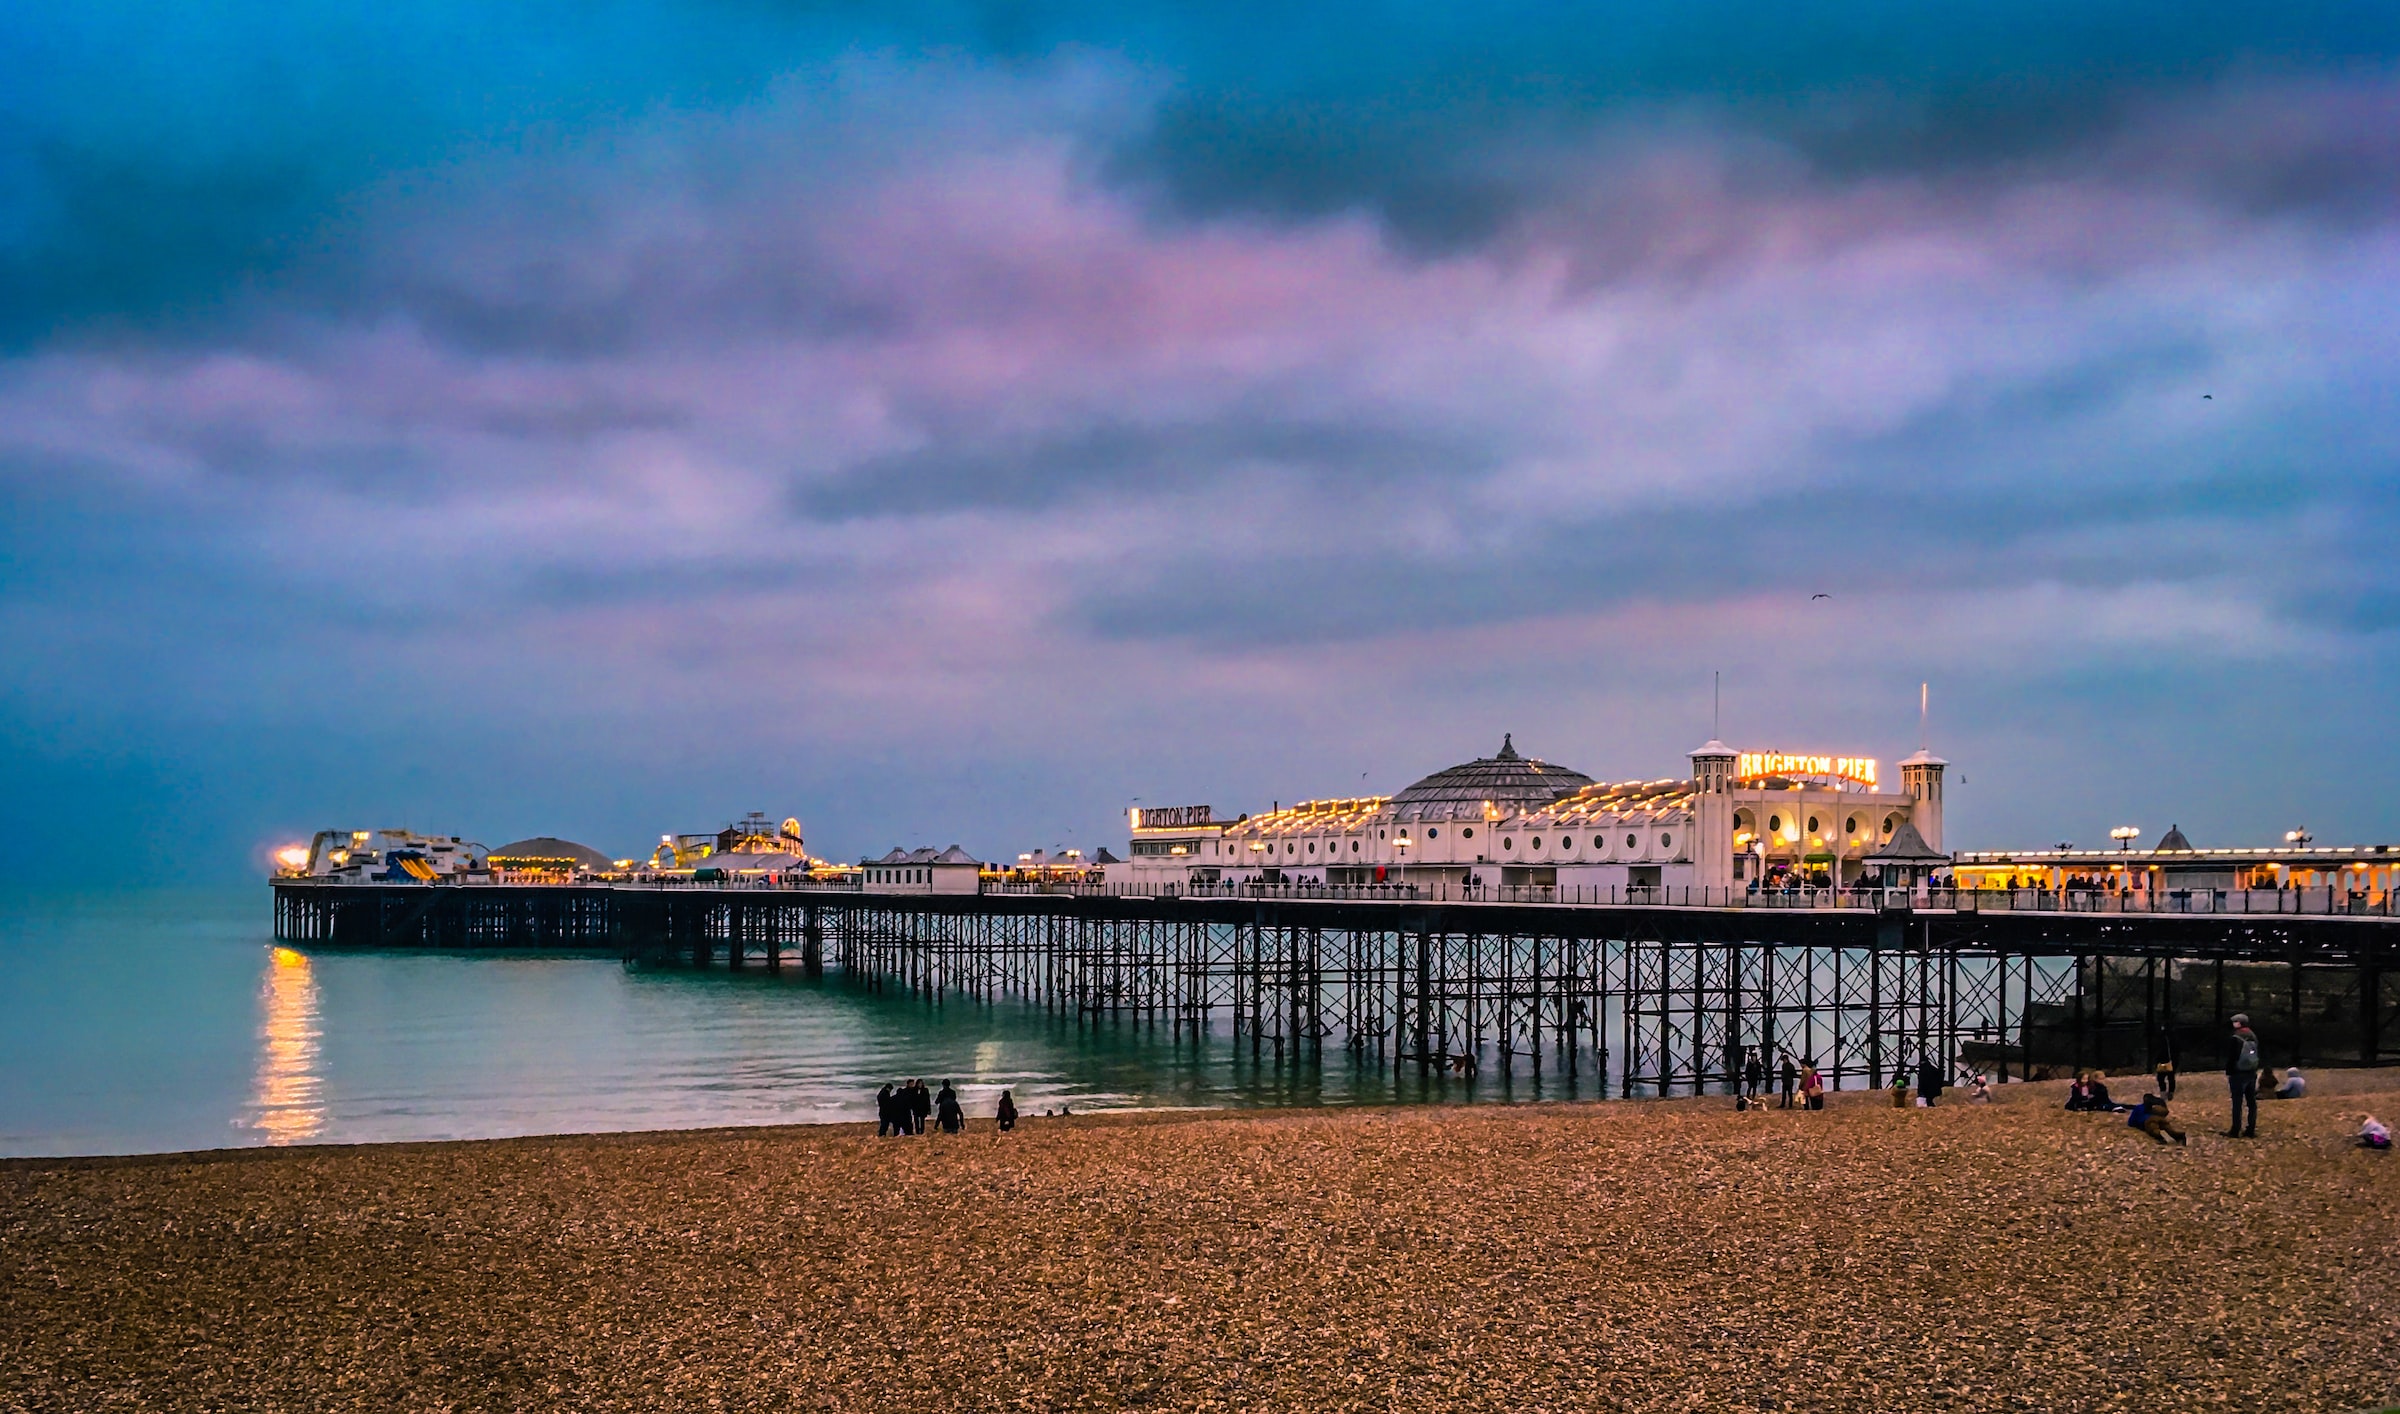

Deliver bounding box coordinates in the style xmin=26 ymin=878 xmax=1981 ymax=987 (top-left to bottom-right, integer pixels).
xmin=279 ymin=873 xmax=2398 ymax=918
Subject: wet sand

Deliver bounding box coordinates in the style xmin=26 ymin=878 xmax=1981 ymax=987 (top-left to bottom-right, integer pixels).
xmin=5 ymin=1072 xmax=2397 ymax=1412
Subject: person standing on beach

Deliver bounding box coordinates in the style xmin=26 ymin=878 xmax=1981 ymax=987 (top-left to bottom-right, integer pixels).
xmin=1916 ymin=1055 xmax=1944 ymax=1108
xmin=875 ymin=1084 xmax=899 ymax=1138
xmin=1743 ymin=1047 xmax=1766 ymax=1101
xmin=996 ymin=1090 xmax=1018 ymax=1132
xmin=2224 ymin=1014 xmax=2261 ymax=1138
xmin=935 ymin=1081 xmax=964 ymax=1135
xmin=1801 ymin=1061 xmax=1825 ymax=1110
xmin=1779 ymin=1051 xmax=1798 ymax=1109
xmin=908 ymin=1079 xmax=933 ymax=1135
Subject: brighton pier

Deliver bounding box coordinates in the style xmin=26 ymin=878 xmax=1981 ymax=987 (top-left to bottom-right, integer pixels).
xmin=271 ymin=735 xmax=2400 ymax=1095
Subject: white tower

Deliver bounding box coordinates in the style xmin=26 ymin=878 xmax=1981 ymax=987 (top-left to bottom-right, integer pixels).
xmin=1690 ymin=740 xmax=1739 ymax=892
xmin=1899 ymin=750 xmax=1947 ymax=853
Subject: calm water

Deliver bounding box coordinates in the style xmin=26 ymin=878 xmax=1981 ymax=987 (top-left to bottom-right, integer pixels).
xmin=0 ymin=887 xmax=1602 ymax=1158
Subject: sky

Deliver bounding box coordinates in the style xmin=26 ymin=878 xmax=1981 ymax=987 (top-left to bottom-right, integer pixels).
xmin=4 ymin=2 xmax=2398 ymax=878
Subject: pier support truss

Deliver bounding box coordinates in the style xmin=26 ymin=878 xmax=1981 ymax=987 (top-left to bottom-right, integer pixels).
xmin=272 ymin=885 xmax=2400 ymax=1090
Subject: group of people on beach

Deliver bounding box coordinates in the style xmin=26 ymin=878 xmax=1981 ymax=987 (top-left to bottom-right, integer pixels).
xmin=1734 ymin=1046 xmax=1992 ymax=1112
xmin=875 ymin=1080 xmax=1021 ymax=1136
xmin=1734 ymin=1048 xmax=1828 ymax=1110
xmin=2056 ymin=1014 xmax=2389 ymax=1149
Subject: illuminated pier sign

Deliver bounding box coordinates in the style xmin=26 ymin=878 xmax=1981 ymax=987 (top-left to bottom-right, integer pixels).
xmin=1736 ymin=752 xmax=1879 ymax=790
xmin=1130 ymin=804 xmax=1215 ymax=831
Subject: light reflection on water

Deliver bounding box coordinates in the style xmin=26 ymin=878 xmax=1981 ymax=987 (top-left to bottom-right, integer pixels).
xmin=248 ymin=946 xmax=324 ymax=1143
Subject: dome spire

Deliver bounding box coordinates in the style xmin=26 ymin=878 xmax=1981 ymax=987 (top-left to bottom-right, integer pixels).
xmin=1496 ymin=733 xmax=1519 ymax=761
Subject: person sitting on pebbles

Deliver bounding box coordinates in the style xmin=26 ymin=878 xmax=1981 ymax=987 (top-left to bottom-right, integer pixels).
xmin=2127 ymin=1090 xmax=2187 ymax=1146
xmin=2272 ymin=1065 xmax=2307 ymax=1100
xmin=2357 ymin=1115 xmax=2391 ymax=1151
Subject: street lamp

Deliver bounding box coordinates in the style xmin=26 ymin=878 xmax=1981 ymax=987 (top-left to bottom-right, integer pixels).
xmin=2110 ymin=826 xmax=2141 ymax=851
xmin=2285 ymin=828 xmax=2313 ymax=847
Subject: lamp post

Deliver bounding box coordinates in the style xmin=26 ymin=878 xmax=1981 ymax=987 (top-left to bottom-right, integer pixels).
xmin=2110 ymin=826 xmax=2140 ymax=851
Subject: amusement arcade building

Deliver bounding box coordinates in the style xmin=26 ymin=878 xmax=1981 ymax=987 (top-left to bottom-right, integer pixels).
xmin=1121 ymin=735 xmax=1947 ymax=893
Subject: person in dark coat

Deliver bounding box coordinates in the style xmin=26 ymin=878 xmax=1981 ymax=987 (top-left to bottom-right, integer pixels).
xmin=1915 ymin=1055 xmax=1944 ymax=1107
xmin=996 ymin=1090 xmax=1018 ymax=1132
xmin=1779 ymin=1051 xmax=1798 ymax=1109
xmin=1743 ymin=1047 xmax=1766 ymax=1101
xmin=2224 ymin=1014 xmax=2261 ymax=1138
xmin=875 ymin=1084 xmax=899 ymax=1138
xmin=908 ymin=1079 xmax=932 ymax=1136
xmin=935 ymin=1081 xmax=964 ymax=1135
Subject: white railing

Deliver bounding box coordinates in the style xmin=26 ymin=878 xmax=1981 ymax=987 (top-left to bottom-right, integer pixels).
xmin=272 ymin=875 xmax=2397 ymax=918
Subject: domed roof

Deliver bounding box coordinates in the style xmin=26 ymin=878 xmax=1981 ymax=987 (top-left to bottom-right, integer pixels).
xmin=1387 ymin=735 xmax=1596 ymax=822
xmin=489 ymin=837 xmax=615 ymax=871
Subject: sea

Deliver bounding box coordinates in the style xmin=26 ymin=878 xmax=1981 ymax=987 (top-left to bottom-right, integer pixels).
xmin=0 ymin=886 xmax=1604 ymax=1158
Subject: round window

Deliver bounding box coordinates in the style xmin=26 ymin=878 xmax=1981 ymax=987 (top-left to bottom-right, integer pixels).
xmin=1504 ymin=837 xmax=1515 ymax=850
xmin=1351 ymin=840 xmax=1360 ymax=853
xmin=1462 ymin=827 xmax=1475 ymax=840
xmin=1883 ymin=816 xmax=1897 ymax=836
xmin=1626 ymin=833 xmax=1638 ymax=849
xmin=1845 ymin=816 xmax=1858 ymax=835
xmin=1807 ymin=816 xmax=1820 ymax=833
xmin=1531 ymin=836 xmax=1542 ymax=849
xmin=1427 ymin=828 xmax=1439 ymax=840
xmin=1285 ymin=843 xmax=1295 ymax=854
xmin=1307 ymin=842 xmax=1316 ymax=854
xmin=1593 ymin=835 xmax=1605 ymax=850
xmin=1559 ymin=836 xmax=1574 ymax=851
xmin=1661 ymin=833 xmax=1673 ymax=849
xmin=1768 ymin=815 xmax=1783 ymax=833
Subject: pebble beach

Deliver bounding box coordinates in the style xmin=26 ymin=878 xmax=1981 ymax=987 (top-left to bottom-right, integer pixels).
xmin=5 ymin=1072 xmax=2396 ymax=1412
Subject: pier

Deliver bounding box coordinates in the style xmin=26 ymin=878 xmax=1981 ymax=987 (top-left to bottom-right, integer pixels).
xmin=273 ymin=881 xmax=2400 ymax=1095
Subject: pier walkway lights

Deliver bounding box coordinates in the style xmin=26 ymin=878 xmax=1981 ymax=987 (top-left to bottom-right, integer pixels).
xmin=2111 ymin=826 xmax=2141 ymax=851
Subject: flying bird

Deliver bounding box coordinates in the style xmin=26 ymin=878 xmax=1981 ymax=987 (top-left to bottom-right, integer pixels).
xmin=1811 ymin=593 xmax=1831 ymax=600
xmin=2202 ymin=394 xmax=2213 ymax=400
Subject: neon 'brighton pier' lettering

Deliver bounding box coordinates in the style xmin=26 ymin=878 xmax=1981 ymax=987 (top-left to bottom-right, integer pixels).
xmin=1735 ymin=753 xmax=1879 ymax=789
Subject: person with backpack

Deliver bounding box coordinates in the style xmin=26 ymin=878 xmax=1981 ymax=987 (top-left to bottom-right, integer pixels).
xmin=1800 ymin=1061 xmax=1826 ymax=1110
xmin=2224 ymin=1014 xmax=2261 ymax=1138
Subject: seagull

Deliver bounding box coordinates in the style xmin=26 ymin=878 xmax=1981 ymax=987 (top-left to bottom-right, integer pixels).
xmin=2202 ymin=394 xmax=2213 ymax=400
xmin=1811 ymin=593 xmax=1831 ymax=601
